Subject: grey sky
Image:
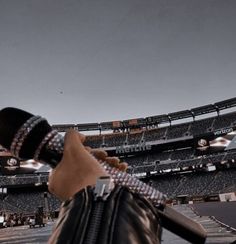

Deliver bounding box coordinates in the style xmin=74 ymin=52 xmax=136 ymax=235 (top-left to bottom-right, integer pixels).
xmin=0 ymin=0 xmax=236 ymax=124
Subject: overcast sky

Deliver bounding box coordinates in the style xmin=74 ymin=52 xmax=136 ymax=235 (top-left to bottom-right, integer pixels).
xmin=0 ymin=0 xmax=236 ymax=125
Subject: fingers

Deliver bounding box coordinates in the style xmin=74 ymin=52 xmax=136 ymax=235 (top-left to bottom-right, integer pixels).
xmin=86 ymin=147 xmax=127 ymax=171
xmin=62 ymin=129 xmax=127 ymax=172
xmin=117 ymin=162 xmax=128 ymax=171
xmin=104 ymin=157 xmax=128 ymax=172
xmin=90 ymin=149 xmax=108 ymax=161
xmin=105 ymin=157 xmax=120 ymax=167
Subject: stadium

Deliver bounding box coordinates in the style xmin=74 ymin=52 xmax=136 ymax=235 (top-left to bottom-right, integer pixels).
xmin=1 ymin=0 xmax=236 ymax=243
xmin=0 ymin=97 xmax=236 ymax=243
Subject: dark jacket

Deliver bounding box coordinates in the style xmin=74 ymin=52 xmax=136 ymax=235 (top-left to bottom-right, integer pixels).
xmin=49 ymin=185 xmax=162 ymax=244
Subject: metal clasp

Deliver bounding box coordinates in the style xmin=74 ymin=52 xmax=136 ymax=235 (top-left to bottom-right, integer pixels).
xmin=94 ymin=176 xmax=114 ymax=200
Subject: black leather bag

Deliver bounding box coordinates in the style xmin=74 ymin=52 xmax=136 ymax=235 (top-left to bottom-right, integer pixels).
xmin=48 ymin=185 xmax=162 ymax=244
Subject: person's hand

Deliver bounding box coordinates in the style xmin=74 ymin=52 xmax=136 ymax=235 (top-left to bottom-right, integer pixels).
xmin=88 ymin=148 xmax=128 ymax=172
xmin=48 ymin=129 xmax=109 ymax=201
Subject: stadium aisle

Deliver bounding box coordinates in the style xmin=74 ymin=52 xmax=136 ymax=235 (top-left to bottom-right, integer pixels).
xmin=174 ymin=204 xmax=236 ymax=244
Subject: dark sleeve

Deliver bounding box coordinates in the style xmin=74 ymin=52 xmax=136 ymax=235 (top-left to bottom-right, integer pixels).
xmin=48 ymin=185 xmax=162 ymax=244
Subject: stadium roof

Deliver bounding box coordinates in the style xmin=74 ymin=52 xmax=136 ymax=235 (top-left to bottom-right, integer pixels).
xmin=168 ymin=110 xmax=193 ymax=121
xmin=52 ymin=97 xmax=236 ymax=132
xmin=191 ymin=104 xmax=217 ymax=116
xmin=215 ymin=97 xmax=236 ymax=110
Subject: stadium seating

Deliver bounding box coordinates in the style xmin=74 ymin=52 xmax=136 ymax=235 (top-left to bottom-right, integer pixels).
xmin=127 ymin=131 xmax=144 ymax=145
xmin=124 ymin=148 xmax=194 ymax=166
xmin=166 ymin=123 xmax=190 ymax=139
xmin=213 ymin=112 xmax=236 ymax=130
xmin=144 ymin=127 xmax=167 ymax=142
xmin=83 ymin=112 xmax=236 ymax=148
xmin=1 ymin=191 xmax=61 ymax=214
xmin=150 ymin=169 xmax=236 ymax=198
xmin=0 ymin=175 xmax=48 ymax=186
xmin=1 ymin=100 xmax=236 ymax=219
xmin=84 ymin=135 xmax=103 ymax=148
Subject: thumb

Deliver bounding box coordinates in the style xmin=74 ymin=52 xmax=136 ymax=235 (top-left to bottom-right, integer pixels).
xmin=63 ymin=129 xmax=85 ymax=152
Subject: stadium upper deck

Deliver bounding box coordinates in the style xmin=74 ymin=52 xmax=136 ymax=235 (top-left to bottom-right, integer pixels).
xmin=53 ymin=97 xmax=236 ymax=132
xmin=1 ymin=98 xmax=236 ymax=177
xmin=52 ymin=98 xmax=236 ymax=149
